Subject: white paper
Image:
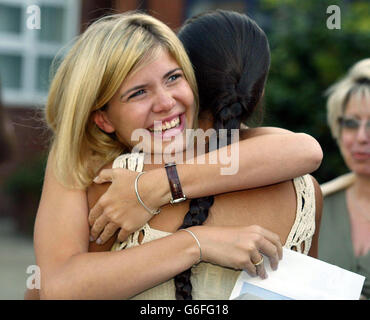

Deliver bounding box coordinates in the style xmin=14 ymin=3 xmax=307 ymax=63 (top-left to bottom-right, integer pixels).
xmin=230 ymin=248 xmax=365 ymax=300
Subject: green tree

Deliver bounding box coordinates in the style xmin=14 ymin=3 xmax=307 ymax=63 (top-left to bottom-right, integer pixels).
xmin=256 ymin=0 xmax=370 ymax=183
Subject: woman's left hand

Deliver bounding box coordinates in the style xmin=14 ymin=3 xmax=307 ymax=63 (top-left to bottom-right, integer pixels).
xmin=88 ymin=168 xmax=156 ymax=244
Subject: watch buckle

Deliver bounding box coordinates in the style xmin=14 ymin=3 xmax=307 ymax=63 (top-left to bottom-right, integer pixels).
xmin=170 ymin=196 xmax=187 ymax=204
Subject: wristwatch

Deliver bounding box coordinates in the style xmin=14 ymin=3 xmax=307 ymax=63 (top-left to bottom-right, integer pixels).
xmin=164 ymin=162 xmax=187 ymax=204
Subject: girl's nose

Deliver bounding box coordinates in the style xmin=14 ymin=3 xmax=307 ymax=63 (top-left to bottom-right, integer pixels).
xmin=152 ymin=89 xmax=176 ymax=113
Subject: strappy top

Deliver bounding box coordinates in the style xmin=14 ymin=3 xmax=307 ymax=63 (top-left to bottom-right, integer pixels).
xmin=110 ymin=153 xmax=316 ymax=300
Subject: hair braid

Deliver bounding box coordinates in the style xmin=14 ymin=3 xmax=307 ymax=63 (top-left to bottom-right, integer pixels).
xmin=174 ymin=9 xmax=270 ymax=300
xmin=174 ymin=97 xmax=242 ymax=300
xmin=174 ymin=196 xmax=214 ymax=300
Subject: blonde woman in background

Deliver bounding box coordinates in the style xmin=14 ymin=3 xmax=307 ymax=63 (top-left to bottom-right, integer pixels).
xmin=319 ymin=58 xmax=370 ymax=299
xmin=28 ymin=12 xmax=322 ymax=299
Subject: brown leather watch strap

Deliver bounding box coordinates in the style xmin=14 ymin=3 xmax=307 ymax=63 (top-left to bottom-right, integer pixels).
xmin=164 ymin=163 xmax=187 ymax=204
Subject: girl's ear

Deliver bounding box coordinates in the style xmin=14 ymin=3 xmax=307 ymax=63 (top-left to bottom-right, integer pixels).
xmin=93 ymin=110 xmax=115 ymax=133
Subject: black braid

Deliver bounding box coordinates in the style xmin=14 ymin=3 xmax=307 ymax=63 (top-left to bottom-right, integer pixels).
xmin=174 ymin=196 xmax=214 ymax=300
xmin=174 ymin=99 xmax=242 ymax=300
xmin=175 ymin=9 xmax=270 ymax=300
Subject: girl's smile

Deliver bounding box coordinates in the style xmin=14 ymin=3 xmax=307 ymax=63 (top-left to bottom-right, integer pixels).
xmin=148 ymin=113 xmax=186 ymax=139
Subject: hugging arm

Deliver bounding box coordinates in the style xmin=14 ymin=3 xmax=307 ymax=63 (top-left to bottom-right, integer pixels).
xmin=33 ymin=154 xmax=282 ymax=299
xmin=176 ymin=128 xmax=323 ymax=197
xmin=89 ymin=128 xmax=323 ymax=243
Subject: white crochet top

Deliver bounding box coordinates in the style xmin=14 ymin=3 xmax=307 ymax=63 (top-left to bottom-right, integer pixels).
xmin=110 ymin=153 xmax=316 ymax=300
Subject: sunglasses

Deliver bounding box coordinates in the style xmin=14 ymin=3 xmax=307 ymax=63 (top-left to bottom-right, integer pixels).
xmin=338 ymin=117 xmax=370 ymax=131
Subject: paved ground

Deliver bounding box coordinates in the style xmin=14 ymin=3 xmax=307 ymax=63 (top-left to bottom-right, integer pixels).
xmin=0 ymin=217 xmax=36 ymax=300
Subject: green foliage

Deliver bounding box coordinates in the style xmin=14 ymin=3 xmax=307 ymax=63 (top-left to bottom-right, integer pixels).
xmin=256 ymin=0 xmax=370 ymax=183
xmin=2 ymin=154 xmax=47 ymax=236
xmin=3 ymin=154 xmax=46 ymax=197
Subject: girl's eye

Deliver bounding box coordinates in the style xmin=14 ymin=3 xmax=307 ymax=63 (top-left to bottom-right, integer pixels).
xmin=168 ymin=73 xmax=182 ymax=83
xmin=128 ymin=89 xmax=145 ymax=100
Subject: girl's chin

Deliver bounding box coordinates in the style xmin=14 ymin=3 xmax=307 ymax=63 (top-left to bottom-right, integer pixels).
xmin=154 ymin=135 xmax=189 ymax=156
xmin=130 ymin=134 xmax=189 ymax=157
xmin=350 ymin=163 xmax=370 ymax=176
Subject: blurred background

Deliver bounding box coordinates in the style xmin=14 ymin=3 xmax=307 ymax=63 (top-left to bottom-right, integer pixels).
xmin=0 ymin=0 xmax=369 ymax=299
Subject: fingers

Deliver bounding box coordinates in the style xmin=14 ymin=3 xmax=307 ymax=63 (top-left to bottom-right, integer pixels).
xmin=90 ymin=214 xmax=109 ymax=243
xmin=256 ymin=237 xmax=280 ymax=272
xmin=243 ymin=250 xmax=265 ymax=279
xmin=244 ymin=225 xmax=283 ymax=279
xmin=252 ymin=225 xmax=283 ymax=261
xmin=88 ymin=202 xmax=104 ymax=227
xmin=244 ymin=260 xmax=258 ymax=278
xmin=96 ymin=222 xmax=120 ymax=245
xmin=117 ymin=229 xmax=130 ymax=242
xmin=265 ymin=231 xmax=283 ymax=261
xmin=251 ymin=250 xmax=267 ymax=279
xmin=93 ymin=169 xmax=114 ymax=184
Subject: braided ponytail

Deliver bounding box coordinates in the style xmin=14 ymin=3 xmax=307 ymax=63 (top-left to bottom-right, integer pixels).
xmin=175 ymin=9 xmax=271 ymax=300
xmin=174 ymin=99 xmax=242 ymax=300
xmin=174 ymin=196 xmax=214 ymax=300
xmin=216 ymin=101 xmax=243 ymax=144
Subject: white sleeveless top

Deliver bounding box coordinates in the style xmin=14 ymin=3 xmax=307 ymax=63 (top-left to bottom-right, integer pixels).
xmin=110 ymin=153 xmax=316 ymax=300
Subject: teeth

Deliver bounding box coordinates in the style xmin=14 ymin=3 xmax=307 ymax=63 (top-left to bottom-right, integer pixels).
xmin=149 ymin=116 xmax=180 ymax=133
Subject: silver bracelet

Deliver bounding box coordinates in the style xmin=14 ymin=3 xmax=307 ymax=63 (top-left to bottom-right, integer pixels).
xmin=134 ymin=171 xmax=161 ymax=215
xmin=181 ymin=229 xmax=202 ymax=265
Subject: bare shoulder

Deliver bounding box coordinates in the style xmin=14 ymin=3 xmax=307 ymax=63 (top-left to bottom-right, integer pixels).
xmin=239 ymin=126 xmax=293 ymax=140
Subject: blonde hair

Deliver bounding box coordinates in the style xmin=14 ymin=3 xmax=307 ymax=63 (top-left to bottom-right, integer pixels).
xmin=326 ymin=58 xmax=370 ymax=141
xmin=45 ymin=12 xmax=199 ymax=189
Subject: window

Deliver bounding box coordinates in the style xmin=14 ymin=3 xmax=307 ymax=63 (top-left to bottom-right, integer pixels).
xmin=0 ymin=0 xmax=81 ymax=107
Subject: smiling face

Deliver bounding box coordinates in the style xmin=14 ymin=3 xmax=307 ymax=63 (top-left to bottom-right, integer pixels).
xmin=339 ymin=94 xmax=370 ymax=177
xmin=94 ymin=48 xmax=195 ymax=156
